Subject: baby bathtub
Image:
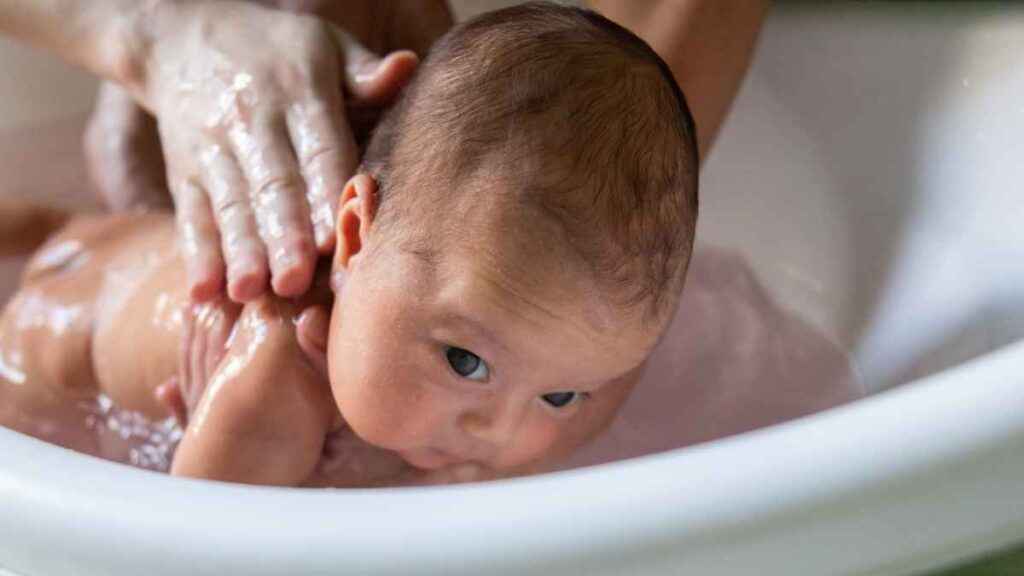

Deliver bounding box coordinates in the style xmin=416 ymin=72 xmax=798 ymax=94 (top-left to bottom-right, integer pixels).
xmin=1 ymin=2 xmax=1023 ymax=574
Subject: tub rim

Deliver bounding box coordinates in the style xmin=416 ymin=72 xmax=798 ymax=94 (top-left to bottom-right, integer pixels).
xmin=2 ymin=341 xmax=1023 ymax=575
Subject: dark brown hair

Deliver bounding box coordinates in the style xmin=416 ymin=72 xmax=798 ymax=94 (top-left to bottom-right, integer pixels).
xmin=363 ymin=1 xmax=698 ymax=317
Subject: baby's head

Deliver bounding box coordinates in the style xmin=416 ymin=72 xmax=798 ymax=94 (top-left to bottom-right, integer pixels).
xmin=327 ymin=2 xmax=697 ymax=475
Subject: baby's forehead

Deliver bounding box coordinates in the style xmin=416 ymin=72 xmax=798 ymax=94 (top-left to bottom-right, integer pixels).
xmin=401 ymin=184 xmax=587 ymax=302
xmin=390 ymin=223 xmax=664 ymax=375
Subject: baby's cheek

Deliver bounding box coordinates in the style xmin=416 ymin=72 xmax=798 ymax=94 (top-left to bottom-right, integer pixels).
xmin=333 ymin=366 xmax=438 ymax=451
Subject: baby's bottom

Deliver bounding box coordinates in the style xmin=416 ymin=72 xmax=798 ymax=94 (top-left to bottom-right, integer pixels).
xmin=0 ymin=213 xmax=184 ymax=470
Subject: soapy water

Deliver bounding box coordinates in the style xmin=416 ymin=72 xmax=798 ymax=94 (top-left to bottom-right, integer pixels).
xmin=79 ymin=394 xmax=182 ymax=472
xmin=0 ymin=365 xmax=183 ymax=473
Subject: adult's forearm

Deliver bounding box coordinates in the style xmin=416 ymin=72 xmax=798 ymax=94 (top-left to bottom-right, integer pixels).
xmin=0 ymin=0 xmax=152 ymax=86
xmin=590 ymin=0 xmax=770 ymax=159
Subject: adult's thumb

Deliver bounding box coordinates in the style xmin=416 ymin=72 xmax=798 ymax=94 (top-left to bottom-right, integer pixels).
xmin=329 ymin=25 xmax=419 ymax=106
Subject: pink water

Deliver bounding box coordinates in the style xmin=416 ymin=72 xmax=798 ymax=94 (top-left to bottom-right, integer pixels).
xmin=562 ymin=246 xmax=861 ymax=469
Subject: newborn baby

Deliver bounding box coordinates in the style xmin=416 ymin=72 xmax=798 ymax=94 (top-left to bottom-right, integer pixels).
xmin=0 ymin=3 xmax=698 ymax=486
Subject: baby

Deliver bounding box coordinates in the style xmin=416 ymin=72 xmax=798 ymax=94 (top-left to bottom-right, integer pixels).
xmin=0 ymin=2 xmax=698 ymax=487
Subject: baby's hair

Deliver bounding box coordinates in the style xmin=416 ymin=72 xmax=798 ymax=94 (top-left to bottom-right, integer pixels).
xmin=363 ymin=1 xmax=699 ymax=317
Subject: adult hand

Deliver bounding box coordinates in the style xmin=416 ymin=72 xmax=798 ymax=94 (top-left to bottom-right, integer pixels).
xmin=128 ymin=1 xmax=419 ymax=302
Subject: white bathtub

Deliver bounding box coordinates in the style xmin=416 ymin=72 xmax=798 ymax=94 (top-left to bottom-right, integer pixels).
xmin=2 ymin=3 xmax=1023 ymax=575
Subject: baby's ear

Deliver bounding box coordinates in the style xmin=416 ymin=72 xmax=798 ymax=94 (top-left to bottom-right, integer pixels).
xmin=334 ymin=173 xmax=378 ymax=270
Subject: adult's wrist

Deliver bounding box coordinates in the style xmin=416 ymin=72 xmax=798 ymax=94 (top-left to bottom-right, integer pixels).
xmin=102 ymin=0 xmax=173 ymax=98
xmin=0 ymin=0 xmax=158 ymax=88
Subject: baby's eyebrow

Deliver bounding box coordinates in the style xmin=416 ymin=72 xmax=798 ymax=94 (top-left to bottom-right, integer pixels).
xmin=435 ymin=310 xmax=511 ymax=356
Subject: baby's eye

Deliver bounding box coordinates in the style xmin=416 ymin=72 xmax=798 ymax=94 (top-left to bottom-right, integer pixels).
xmin=541 ymin=391 xmax=579 ymax=408
xmin=445 ymin=346 xmax=489 ymax=381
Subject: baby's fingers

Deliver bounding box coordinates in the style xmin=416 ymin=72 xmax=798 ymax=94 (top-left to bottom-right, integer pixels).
xmin=201 ymin=304 xmax=237 ymax=390
xmin=188 ymin=304 xmax=208 ymax=413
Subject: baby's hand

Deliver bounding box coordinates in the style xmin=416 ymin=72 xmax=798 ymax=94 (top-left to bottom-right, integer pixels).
xmin=155 ymin=301 xmax=330 ymax=427
xmin=154 ymin=301 xmax=237 ymax=426
xmin=168 ymin=297 xmax=334 ymax=485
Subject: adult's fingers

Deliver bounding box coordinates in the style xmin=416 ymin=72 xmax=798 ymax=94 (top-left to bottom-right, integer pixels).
xmin=199 ymin=145 xmax=269 ymax=302
xmin=348 ymin=50 xmax=420 ymax=106
xmin=327 ymin=25 xmax=420 ymax=106
xmin=171 ymin=177 xmax=225 ymax=301
xmin=229 ymin=116 xmax=317 ymax=298
xmin=286 ymin=99 xmax=357 ymax=254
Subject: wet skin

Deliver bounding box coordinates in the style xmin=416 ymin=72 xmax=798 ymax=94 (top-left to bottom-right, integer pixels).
xmin=0 ymin=214 xmax=192 ymax=460
xmin=0 ymin=175 xmax=665 ymax=486
xmin=0 ymin=212 xmax=412 ymax=486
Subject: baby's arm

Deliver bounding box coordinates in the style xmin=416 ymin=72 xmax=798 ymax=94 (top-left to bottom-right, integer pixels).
xmin=170 ymin=298 xmax=336 ymax=486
